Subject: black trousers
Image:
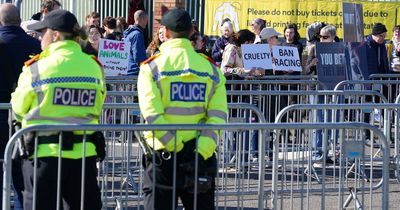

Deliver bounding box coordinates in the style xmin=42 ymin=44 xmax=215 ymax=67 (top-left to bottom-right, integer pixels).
xmin=143 ymin=141 xmax=216 ymax=210
xmin=22 ymin=157 xmax=102 ymax=210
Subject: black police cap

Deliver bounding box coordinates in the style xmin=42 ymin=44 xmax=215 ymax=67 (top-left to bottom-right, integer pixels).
xmin=27 ymin=9 xmax=78 ymax=33
xmin=160 ymin=8 xmax=192 ymax=32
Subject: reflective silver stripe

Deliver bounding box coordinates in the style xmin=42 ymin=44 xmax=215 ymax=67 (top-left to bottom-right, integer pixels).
xmin=159 ymin=131 xmax=175 ymax=145
xmin=208 ymin=64 xmax=219 ymax=102
xmin=165 ymin=107 xmax=205 ymax=115
xmin=148 ymin=61 xmax=163 ymax=97
xmin=201 ymin=130 xmax=218 ymax=144
xmin=30 ymin=62 xmax=45 ymax=104
xmin=146 ymin=114 xmax=161 ymax=124
xmin=27 ymin=62 xmax=45 ymax=122
xmin=207 ymin=110 xmax=227 ymax=121
xmin=25 ymin=112 xmax=97 ymax=124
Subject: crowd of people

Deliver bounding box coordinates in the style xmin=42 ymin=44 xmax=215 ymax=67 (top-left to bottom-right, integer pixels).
xmin=2 ymin=0 xmax=400 ymax=209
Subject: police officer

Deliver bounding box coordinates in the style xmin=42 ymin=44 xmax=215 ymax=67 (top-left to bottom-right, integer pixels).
xmin=137 ymin=8 xmax=228 ymax=210
xmin=11 ymin=10 xmax=105 ymax=210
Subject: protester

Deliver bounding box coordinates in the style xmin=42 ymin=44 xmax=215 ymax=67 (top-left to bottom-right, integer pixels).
xmin=31 ymin=0 xmax=61 ymax=21
xmin=82 ymin=24 xmax=103 ymax=56
xmin=304 ymin=25 xmax=337 ymax=163
xmin=221 ymin=29 xmax=263 ymax=78
xmin=259 ymin=27 xmax=281 ymax=75
xmin=12 ymin=9 xmax=105 ymax=210
xmin=211 ymin=19 xmax=234 ymax=65
xmin=124 ymin=10 xmax=148 ymax=75
xmin=116 ymin=16 xmax=128 ymax=33
xmin=146 ymin=27 xmax=164 ymax=57
xmin=365 ymin=23 xmax=389 ymax=75
xmin=251 ymin=18 xmax=266 ymax=44
xmin=305 ymin=25 xmax=337 ymax=75
xmin=85 ymin=11 xmax=100 ymax=28
xmin=103 ymin=16 xmax=123 ymax=40
xmin=190 ymin=32 xmax=211 ymax=57
xmin=282 ymin=23 xmax=304 ymax=66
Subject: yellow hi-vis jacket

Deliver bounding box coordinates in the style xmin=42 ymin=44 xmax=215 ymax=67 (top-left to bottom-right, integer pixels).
xmin=11 ymin=40 xmax=106 ymax=159
xmin=137 ymin=38 xmax=228 ymax=160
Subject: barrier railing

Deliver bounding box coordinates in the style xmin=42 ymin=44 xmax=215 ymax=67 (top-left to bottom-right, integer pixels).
xmin=334 ymin=80 xmax=400 ymax=103
xmin=2 ymin=123 xmax=390 ymax=210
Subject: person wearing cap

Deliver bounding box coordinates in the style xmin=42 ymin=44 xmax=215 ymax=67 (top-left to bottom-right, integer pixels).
xmin=365 ymin=23 xmax=389 ymax=75
xmin=137 ymin=8 xmax=227 ymax=210
xmin=11 ymin=9 xmax=105 ymax=210
xmin=0 ymin=3 xmax=41 ymax=210
xmin=259 ymin=27 xmax=281 ymax=75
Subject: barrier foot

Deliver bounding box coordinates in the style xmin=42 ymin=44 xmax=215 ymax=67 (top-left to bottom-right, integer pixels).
xmin=304 ymin=165 xmax=321 ymax=183
xmin=342 ymin=188 xmax=363 ymax=210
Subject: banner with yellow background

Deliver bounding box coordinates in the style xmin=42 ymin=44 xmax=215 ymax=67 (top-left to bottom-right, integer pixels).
xmin=204 ymin=0 xmax=400 ymax=38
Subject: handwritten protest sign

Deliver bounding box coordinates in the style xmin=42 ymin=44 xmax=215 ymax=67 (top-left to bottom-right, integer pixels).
xmin=272 ymin=46 xmax=301 ymax=71
xmin=98 ymin=39 xmax=130 ymax=76
xmin=241 ymin=44 xmax=272 ymax=70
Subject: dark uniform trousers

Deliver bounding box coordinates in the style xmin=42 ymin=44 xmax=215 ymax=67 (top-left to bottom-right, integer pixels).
xmin=143 ymin=140 xmax=216 ymax=210
xmin=22 ymin=156 xmax=102 ymax=210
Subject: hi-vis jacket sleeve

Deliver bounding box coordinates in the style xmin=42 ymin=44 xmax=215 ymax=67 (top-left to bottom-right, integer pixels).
xmin=197 ymin=68 xmax=228 ymax=160
xmin=11 ymin=67 xmax=35 ymax=122
xmin=137 ymin=64 xmax=184 ymax=152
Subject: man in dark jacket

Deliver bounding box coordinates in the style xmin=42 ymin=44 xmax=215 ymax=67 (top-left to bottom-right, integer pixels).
xmin=366 ymin=23 xmax=389 ymax=75
xmin=0 ymin=3 xmax=41 ymax=209
xmin=124 ymin=10 xmax=148 ymax=75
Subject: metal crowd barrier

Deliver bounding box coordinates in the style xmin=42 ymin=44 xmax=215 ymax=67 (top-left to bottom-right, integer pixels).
xmin=275 ymin=103 xmax=400 ymax=182
xmin=334 ymin=80 xmax=400 ymax=103
xmin=2 ymin=123 xmax=390 ymax=210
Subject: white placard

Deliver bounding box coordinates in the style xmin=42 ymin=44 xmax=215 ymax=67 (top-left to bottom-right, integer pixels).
xmin=98 ymin=38 xmax=130 ymax=76
xmin=241 ymin=44 xmax=273 ymax=71
xmin=272 ymin=46 xmax=302 ymax=72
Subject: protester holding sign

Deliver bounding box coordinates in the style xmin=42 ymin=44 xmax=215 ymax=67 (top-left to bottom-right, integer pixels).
xmin=304 ymin=25 xmax=337 ymax=76
xmin=282 ymin=23 xmax=304 ymax=68
xmin=259 ymin=27 xmax=281 ymax=75
xmin=221 ymin=29 xmax=264 ymax=78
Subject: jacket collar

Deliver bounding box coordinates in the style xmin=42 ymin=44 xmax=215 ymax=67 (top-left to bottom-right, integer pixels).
xmin=40 ymin=40 xmax=81 ymax=58
xmin=159 ymin=38 xmax=193 ymax=52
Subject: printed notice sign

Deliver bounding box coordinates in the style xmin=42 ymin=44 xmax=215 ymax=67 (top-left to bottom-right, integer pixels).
xmin=241 ymin=44 xmax=273 ymax=70
xmin=98 ymin=39 xmax=130 ymax=76
xmin=272 ymin=46 xmax=302 ymax=71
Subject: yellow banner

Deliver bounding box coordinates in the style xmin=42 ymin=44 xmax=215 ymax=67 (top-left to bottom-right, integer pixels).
xmin=204 ymin=0 xmax=400 ymax=38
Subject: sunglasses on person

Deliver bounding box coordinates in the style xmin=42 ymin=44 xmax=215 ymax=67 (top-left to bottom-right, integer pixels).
xmin=319 ymin=35 xmax=330 ymax=40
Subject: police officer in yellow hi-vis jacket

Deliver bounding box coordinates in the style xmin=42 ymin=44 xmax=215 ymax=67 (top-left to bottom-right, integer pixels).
xmin=138 ymin=8 xmax=228 ymax=210
xmin=11 ymin=10 xmax=105 ymax=210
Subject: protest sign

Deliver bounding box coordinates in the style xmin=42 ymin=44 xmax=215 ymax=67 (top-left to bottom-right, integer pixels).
xmin=316 ymin=42 xmax=346 ymax=89
xmin=241 ymin=44 xmax=273 ymax=70
xmin=342 ymin=3 xmax=364 ymax=42
xmin=344 ymin=42 xmax=369 ymax=80
xmin=272 ymin=46 xmax=302 ymax=71
xmin=98 ymin=38 xmax=130 ymax=76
